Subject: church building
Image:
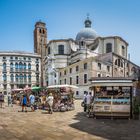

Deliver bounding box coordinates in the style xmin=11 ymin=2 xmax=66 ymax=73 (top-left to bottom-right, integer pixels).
xmin=34 ymin=16 xmax=139 ymax=98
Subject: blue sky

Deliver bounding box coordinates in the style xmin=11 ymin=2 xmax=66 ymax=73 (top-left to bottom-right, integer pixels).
xmin=0 ymin=0 xmax=140 ymax=65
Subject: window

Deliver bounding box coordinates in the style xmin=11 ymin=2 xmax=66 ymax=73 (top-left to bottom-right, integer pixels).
xmin=64 ymin=70 xmax=66 ymax=75
xmin=15 ymin=63 xmax=18 ymax=69
xmin=10 ymin=63 xmax=13 ymax=71
xmin=19 ymin=74 xmax=23 ymax=82
xmin=81 ymin=41 xmax=84 ymax=46
xmin=15 ymin=57 xmax=18 ymax=60
xmin=98 ymin=63 xmax=101 ymax=70
xmin=36 ymin=74 xmax=39 ymax=82
xmin=3 ymin=74 xmax=7 ymax=81
xmin=70 ymin=77 xmax=72 ymax=85
xmin=64 ymin=79 xmax=66 ymax=84
xmin=60 ymin=80 xmax=61 ymax=85
xmin=106 ymin=43 xmax=112 ymax=53
xmin=107 ymin=66 xmax=110 ymax=72
xmin=118 ymin=59 xmax=121 ymax=67
xmin=126 ymin=72 xmax=129 ymax=76
xmin=28 ymin=57 xmax=31 ymax=61
xmin=24 ymin=63 xmax=26 ymax=70
xmin=84 ymin=74 xmax=87 ymax=84
xmin=76 ymin=66 xmax=79 ymax=72
xmin=39 ymin=29 xmax=42 ymax=33
xmin=58 ymin=45 xmax=64 ymax=55
xmin=84 ymin=91 xmax=88 ymax=94
xmin=28 ymin=75 xmax=31 ymax=82
xmin=3 ymin=57 xmax=6 ymax=60
xmin=16 ymin=74 xmax=18 ymax=82
xmin=69 ymin=68 xmax=72 ymax=73
xmin=48 ymin=47 xmax=51 ymax=54
xmin=115 ymin=59 xmax=118 ymax=65
xmin=98 ymin=73 xmax=101 ymax=77
xmin=54 ymin=73 xmax=56 ymax=77
xmin=76 ymin=76 xmax=79 ymax=84
xmin=122 ymin=46 xmax=125 ymax=56
xmin=10 ymin=74 xmax=14 ymax=82
xmin=10 ymin=57 xmax=13 ymax=60
xmin=24 ymin=57 xmax=26 ymax=60
xmin=19 ymin=62 xmax=23 ymax=70
xmin=76 ymin=91 xmax=79 ymax=95
xmin=24 ymin=74 xmax=27 ymax=81
xmin=84 ymin=63 xmax=87 ymax=70
xmin=60 ymin=72 xmax=61 ymax=77
xmin=28 ymin=63 xmax=31 ymax=70
xmin=3 ymin=63 xmax=6 ymax=71
xmin=36 ymin=64 xmax=39 ymax=71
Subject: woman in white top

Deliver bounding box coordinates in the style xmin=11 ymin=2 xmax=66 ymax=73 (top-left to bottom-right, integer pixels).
xmin=46 ymin=93 xmax=54 ymax=114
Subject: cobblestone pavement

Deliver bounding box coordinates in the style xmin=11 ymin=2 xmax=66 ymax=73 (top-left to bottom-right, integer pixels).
xmin=0 ymin=100 xmax=140 ymax=140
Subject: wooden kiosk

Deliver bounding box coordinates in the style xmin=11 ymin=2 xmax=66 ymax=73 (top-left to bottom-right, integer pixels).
xmin=89 ymin=77 xmax=133 ymax=119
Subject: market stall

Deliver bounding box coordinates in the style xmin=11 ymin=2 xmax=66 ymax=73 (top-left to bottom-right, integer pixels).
xmin=46 ymin=84 xmax=78 ymax=112
xmin=89 ymin=77 xmax=133 ymax=119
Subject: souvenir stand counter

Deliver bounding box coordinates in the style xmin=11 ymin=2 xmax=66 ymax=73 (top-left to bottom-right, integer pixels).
xmin=89 ymin=77 xmax=133 ymax=119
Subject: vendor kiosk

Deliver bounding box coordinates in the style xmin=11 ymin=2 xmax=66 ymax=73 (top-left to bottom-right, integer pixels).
xmin=89 ymin=77 xmax=133 ymax=119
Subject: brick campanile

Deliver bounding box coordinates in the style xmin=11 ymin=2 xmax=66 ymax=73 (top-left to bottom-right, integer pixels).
xmin=34 ymin=21 xmax=47 ymax=86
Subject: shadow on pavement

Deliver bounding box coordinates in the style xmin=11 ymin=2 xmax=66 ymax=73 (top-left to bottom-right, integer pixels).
xmin=69 ymin=112 xmax=140 ymax=140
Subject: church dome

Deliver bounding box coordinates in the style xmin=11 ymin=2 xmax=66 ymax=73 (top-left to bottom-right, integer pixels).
xmin=76 ymin=16 xmax=98 ymax=41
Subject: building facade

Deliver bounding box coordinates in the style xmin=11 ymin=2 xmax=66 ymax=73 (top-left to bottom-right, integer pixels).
xmin=0 ymin=51 xmax=41 ymax=94
xmin=34 ymin=17 xmax=139 ymax=98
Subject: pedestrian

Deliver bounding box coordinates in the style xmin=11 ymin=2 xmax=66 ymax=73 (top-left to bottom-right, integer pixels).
xmin=8 ymin=92 xmax=12 ymax=107
xmin=86 ymin=93 xmax=92 ymax=114
xmin=29 ymin=92 xmax=35 ymax=111
xmin=0 ymin=92 xmax=4 ymax=108
xmin=21 ymin=95 xmax=27 ymax=112
xmin=83 ymin=92 xmax=87 ymax=112
xmin=46 ymin=93 xmax=54 ymax=114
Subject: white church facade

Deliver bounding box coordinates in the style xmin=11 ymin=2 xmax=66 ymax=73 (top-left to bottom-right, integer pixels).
xmin=34 ymin=17 xmax=139 ymax=98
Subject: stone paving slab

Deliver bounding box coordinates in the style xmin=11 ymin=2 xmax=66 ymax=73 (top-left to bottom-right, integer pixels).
xmin=0 ymin=101 xmax=140 ymax=140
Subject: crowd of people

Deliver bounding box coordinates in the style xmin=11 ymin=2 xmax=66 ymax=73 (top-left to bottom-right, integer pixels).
xmin=0 ymin=90 xmax=74 ymax=114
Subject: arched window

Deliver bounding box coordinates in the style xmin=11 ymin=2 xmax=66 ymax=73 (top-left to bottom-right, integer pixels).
xmin=48 ymin=47 xmax=51 ymax=54
xmin=24 ymin=74 xmax=27 ymax=81
xmin=24 ymin=63 xmax=26 ymax=70
xmin=43 ymin=29 xmax=45 ymax=34
xmin=3 ymin=74 xmax=7 ymax=81
xmin=19 ymin=74 xmax=23 ymax=82
xmin=28 ymin=63 xmax=31 ymax=70
xmin=10 ymin=63 xmax=13 ymax=70
xmin=39 ymin=29 xmax=41 ymax=33
xmin=3 ymin=62 xmax=6 ymax=71
xmin=131 ymin=67 xmax=136 ymax=73
xmin=122 ymin=46 xmax=125 ymax=56
xmin=28 ymin=74 xmax=31 ymax=82
xmin=58 ymin=45 xmax=64 ymax=55
xmin=106 ymin=43 xmax=112 ymax=53
xmin=118 ymin=59 xmax=121 ymax=67
xmin=15 ymin=63 xmax=18 ymax=69
xmin=36 ymin=74 xmax=39 ymax=82
xmin=19 ymin=62 xmax=23 ymax=70
xmin=10 ymin=74 xmax=14 ymax=82
xmin=36 ymin=64 xmax=39 ymax=71
xmin=115 ymin=59 xmax=118 ymax=65
xmin=16 ymin=74 xmax=18 ymax=82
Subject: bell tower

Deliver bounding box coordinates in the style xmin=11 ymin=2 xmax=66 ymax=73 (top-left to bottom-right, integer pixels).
xmin=34 ymin=21 xmax=47 ymax=86
xmin=34 ymin=21 xmax=47 ymax=58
